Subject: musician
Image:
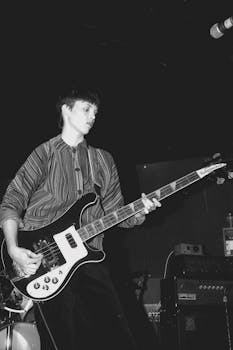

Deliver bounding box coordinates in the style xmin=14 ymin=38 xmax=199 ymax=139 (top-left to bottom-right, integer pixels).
xmin=0 ymin=88 xmax=161 ymax=350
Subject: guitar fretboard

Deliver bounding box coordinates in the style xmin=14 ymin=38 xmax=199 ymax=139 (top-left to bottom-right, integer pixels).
xmin=77 ymin=169 xmax=200 ymax=242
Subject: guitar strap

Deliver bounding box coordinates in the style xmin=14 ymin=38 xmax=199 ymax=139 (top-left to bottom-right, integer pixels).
xmin=87 ymin=147 xmax=102 ymax=200
xmin=87 ymin=147 xmax=106 ymax=249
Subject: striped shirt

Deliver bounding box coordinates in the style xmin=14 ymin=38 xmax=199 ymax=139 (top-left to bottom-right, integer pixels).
xmin=0 ymin=134 xmax=138 ymax=248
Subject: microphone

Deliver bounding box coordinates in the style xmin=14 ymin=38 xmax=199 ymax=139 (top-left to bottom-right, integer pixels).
xmin=210 ymin=16 xmax=233 ymax=39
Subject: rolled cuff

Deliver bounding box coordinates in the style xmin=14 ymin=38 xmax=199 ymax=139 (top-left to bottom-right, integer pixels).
xmin=0 ymin=209 xmax=21 ymax=229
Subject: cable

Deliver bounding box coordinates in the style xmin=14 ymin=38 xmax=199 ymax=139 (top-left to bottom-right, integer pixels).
xmin=163 ymin=250 xmax=174 ymax=279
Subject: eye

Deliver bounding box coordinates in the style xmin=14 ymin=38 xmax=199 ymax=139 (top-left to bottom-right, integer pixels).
xmin=83 ymin=106 xmax=90 ymax=113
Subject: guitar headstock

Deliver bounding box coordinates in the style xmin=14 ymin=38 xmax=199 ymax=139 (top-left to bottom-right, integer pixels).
xmin=203 ymin=152 xmax=233 ymax=184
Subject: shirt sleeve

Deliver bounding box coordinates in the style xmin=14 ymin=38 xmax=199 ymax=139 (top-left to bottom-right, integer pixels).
xmin=0 ymin=144 xmax=47 ymax=228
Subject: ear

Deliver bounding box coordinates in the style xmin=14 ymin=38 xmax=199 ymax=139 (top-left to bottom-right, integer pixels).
xmin=61 ymin=104 xmax=71 ymax=116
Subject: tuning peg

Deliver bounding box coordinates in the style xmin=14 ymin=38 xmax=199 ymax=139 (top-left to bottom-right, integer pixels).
xmin=203 ymin=152 xmax=222 ymax=166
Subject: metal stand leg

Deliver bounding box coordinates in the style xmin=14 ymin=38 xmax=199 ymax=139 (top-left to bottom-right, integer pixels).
xmin=223 ymin=293 xmax=232 ymax=350
xmin=5 ymin=311 xmax=14 ymax=350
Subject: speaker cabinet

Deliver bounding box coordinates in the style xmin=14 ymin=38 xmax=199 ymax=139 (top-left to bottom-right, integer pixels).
xmin=160 ymin=305 xmax=233 ymax=350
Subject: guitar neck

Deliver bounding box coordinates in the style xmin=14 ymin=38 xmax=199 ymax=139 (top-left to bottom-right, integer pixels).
xmin=78 ymin=169 xmax=201 ymax=242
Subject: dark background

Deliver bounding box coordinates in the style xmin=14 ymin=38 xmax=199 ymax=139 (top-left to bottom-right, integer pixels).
xmin=0 ymin=0 xmax=233 ymax=277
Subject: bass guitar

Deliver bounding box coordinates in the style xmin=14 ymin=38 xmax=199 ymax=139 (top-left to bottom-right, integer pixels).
xmin=1 ymin=163 xmax=225 ymax=301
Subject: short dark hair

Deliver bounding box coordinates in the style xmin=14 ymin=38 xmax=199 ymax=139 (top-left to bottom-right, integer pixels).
xmin=56 ymin=88 xmax=100 ymax=129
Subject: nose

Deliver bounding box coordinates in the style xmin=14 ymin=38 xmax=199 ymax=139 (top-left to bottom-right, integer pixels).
xmin=89 ymin=112 xmax=96 ymax=121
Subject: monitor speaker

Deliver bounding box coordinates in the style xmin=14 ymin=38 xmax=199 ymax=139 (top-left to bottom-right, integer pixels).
xmin=160 ymin=305 xmax=233 ymax=350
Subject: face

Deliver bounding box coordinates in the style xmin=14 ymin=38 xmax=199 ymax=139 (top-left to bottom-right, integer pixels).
xmin=63 ymin=100 xmax=98 ymax=136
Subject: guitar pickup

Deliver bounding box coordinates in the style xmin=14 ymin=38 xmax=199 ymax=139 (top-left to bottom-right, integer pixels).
xmin=65 ymin=233 xmax=77 ymax=248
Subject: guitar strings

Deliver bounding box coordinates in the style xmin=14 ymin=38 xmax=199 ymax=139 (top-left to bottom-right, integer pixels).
xmin=28 ymin=174 xmax=198 ymax=259
xmin=14 ymin=172 xmax=201 ymax=280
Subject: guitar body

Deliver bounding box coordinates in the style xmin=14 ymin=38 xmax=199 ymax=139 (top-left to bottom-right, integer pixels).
xmin=1 ymin=192 xmax=105 ymax=301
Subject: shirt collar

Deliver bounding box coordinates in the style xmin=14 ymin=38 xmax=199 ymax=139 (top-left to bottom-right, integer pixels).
xmin=59 ymin=134 xmax=88 ymax=152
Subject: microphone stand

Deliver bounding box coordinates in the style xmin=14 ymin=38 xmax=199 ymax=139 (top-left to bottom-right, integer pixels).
xmin=223 ymin=287 xmax=233 ymax=350
xmin=5 ymin=311 xmax=14 ymax=350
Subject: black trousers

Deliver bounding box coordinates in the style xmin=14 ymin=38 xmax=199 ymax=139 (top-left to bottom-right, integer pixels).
xmin=34 ymin=262 xmax=138 ymax=350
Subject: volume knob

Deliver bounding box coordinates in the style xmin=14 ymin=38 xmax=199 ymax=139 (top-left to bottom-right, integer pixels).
xmin=34 ymin=282 xmax=40 ymax=289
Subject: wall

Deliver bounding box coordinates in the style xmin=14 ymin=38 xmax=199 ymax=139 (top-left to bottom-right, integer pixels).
xmin=105 ymin=157 xmax=233 ymax=280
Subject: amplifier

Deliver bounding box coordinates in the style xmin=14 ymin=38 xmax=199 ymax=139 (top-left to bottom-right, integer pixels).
xmin=166 ymin=254 xmax=233 ymax=280
xmin=160 ymin=304 xmax=233 ymax=350
xmin=174 ymin=243 xmax=204 ymax=256
xmin=161 ymin=278 xmax=233 ymax=307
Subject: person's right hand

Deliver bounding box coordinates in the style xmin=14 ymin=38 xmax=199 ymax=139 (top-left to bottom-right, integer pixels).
xmin=8 ymin=246 xmax=43 ymax=276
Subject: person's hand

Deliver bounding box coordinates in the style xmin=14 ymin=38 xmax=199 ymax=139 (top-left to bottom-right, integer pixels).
xmin=8 ymin=246 xmax=43 ymax=276
xmin=134 ymin=193 xmax=161 ymax=225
